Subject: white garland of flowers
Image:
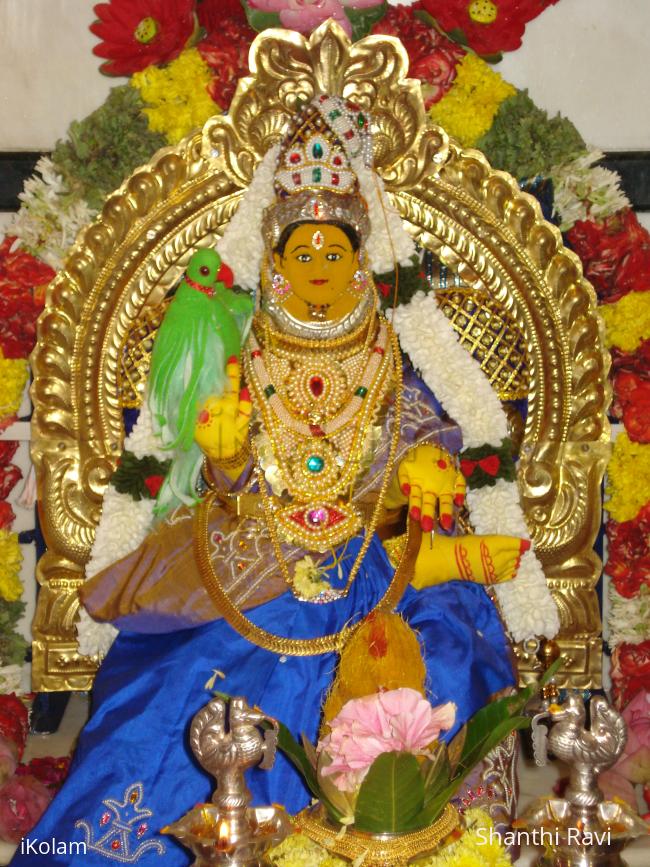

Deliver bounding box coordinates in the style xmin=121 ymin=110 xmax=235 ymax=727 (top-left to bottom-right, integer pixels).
xmin=77 ymin=401 xmax=163 ymax=658
xmin=393 ymin=291 xmax=560 ymax=642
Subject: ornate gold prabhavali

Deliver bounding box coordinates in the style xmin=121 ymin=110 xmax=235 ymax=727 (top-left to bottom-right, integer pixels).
xmin=30 ymin=22 xmax=610 ymax=692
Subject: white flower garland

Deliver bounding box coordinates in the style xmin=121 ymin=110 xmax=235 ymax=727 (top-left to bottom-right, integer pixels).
xmin=607 ymin=586 xmax=650 ymax=648
xmin=77 ymin=401 xmax=162 ymax=658
xmin=217 ymin=145 xmax=281 ymax=291
xmin=10 ymin=156 xmax=97 ymax=270
xmin=393 ymin=291 xmax=560 ymax=641
xmin=549 ymin=149 xmax=630 ymax=232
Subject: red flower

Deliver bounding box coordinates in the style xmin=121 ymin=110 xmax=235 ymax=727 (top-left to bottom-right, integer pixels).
xmin=611 ymin=641 xmax=650 ymax=709
xmin=0 ymin=695 xmax=29 ymax=759
xmin=0 ymin=442 xmax=19 ymax=467
xmin=0 ymin=775 xmax=52 ymax=843
xmin=0 ymin=238 xmax=51 ymax=360
xmin=420 ymin=0 xmax=557 ymax=57
xmin=372 ymin=5 xmax=464 ymax=108
xmin=197 ymin=0 xmax=246 ymax=34
xmin=0 ymin=502 xmax=16 ymax=530
xmin=567 ymin=210 xmax=650 ymax=304
xmin=612 ymin=371 xmax=650 ymax=443
xmin=16 ymin=755 xmax=71 ymax=791
xmin=198 ymin=17 xmax=257 ymax=109
xmin=606 ymin=505 xmax=650 ymax=598
xmin=0 ymin=465 xmax=22 ymax=501
xmin=144 ymin=474 xmax=165 ymax=498
xmin=90 ymin=0 xmax=196 ymax=76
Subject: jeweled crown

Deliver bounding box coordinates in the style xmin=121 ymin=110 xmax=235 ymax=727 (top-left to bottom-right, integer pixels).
xmin=274 ymin=96 xmax=372 ymax=200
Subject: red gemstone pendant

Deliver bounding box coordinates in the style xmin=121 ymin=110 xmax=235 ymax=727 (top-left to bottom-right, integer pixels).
xmin=309 ymin=375 xmax=324 ymax=397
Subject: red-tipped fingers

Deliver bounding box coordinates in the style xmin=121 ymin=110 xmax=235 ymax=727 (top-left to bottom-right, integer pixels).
xmin=453 ymin=493 xmax=465 ymax=507
xmin=438 ymin=493 xmax=454 ymax=530
xmin=408 ymin=483 xmax=422 ymax=523
xmin=421 ymin=491 xmax=436 ymax=531
xmin=520 ymin=538 xmax=531 ymax=554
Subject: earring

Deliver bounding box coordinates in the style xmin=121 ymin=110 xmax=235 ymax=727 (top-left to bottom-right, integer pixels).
xmin=271 ymin=272 xmax=292 ymax=300
xmin=349 ymin=269 xmax=369 ymax=295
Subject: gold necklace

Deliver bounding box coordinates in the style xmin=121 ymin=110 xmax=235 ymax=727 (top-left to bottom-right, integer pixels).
xmin=246 ymin=323 xmax=397 ymax=549
xmin=193 ymin=350 xmax=411 ymax=656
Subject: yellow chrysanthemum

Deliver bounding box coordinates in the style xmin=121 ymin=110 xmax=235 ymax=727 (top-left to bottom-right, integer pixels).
xmin=131 ymin=48 xmax=216 ymax=145
xmin=600 ymin=290 xmax=650 ymax=352
xmin=429 ymin=54 xmax=516 ymax=148
xmin=0 ymin=352 xmax=28 ymax=420
xmin=606 ymin=432 xmax=650 ymax=523
xmin=0 ymin=529 xmax=23 ymax=603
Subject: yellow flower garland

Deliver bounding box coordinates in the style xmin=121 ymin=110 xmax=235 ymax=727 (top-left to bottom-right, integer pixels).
xmin=131 ymin=48 xmax=217 ymax=145
xmin=0 ymin=352 xmax=28 ymax=420
xmin=606 ymin=432 xmax=650 ymax=523
xmin=0 ymin=529 xmax=23 ymax=603
xmin=429 ymin=55 xmax=516 ymax=148
xmin=600 ymin=290 xmax=650 ymax=353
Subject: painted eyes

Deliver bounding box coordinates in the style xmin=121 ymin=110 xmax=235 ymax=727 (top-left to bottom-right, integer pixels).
xmin=295 ymin=252 xmax=343 ymax=263
xmin=296 ymin=253 xmax=313 ymax=263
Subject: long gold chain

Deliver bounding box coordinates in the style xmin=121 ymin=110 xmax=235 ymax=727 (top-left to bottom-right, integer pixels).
xmin=193 ymin=327 xmax=410 ymax=656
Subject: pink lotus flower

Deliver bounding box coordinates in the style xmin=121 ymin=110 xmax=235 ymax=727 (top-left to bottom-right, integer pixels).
xmin=318 ymin=688 xmax=456 ymax=791
xmin=249 ymin=0 xmax=384 ymax=37
xmin=0 ymin=774 xmax=52 ymax=844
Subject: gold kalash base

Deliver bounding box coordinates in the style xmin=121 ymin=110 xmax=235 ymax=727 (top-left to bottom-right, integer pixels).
xmin=296 ymin=803 xmax=460 ymax=867
xmin=30 ymin=21 xmax=610 ymax=692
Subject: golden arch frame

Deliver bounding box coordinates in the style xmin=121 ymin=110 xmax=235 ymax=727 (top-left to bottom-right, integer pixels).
xmin=30 ymin=22 xmax=610 ymax=691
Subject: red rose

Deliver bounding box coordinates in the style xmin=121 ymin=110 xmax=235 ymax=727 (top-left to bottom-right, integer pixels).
xmin=420 ymin=0 xmax=557 ymax=57
xmin=372 ymin=5 xmax=464 ymax=107
xmin=567 ymin=210 xmax=650 ymax=304
xmin=0 ymin=696 xmax=29 ymax=759
xmin=197 ymin=0 xmax=246 ymax=35
xmin=144 ymin=475 xmax=165 ymax=498
xmin=198 ymin=18 xmax=257 ymax=109
xmin=16 ymin=755 xmax=71 ymax=791
xmin=90 ymin=0 xmax=196 ymax=77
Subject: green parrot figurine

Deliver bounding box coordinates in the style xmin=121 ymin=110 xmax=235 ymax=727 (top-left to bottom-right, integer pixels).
xmin=147 ymin=248 xmax=253 ymax=514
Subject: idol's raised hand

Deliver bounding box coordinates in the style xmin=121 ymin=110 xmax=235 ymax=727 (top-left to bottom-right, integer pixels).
xmin=386 ymin=444 xmax=466 ymax=532
xmin=194 ymin=356 xmax=252 ymax=478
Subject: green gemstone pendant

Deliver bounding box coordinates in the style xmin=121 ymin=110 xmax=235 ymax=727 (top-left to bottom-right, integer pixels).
xmin=306 ymin=455 xmax=325 ymax=473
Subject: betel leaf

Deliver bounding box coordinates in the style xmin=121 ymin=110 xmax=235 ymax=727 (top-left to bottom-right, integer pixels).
xmin=243 ymin=1 xmax=282 ymax=32
xmin=344 ymin=3 xmax=388 ymax=42
xmin=354 ymin=751 xmax=425 ymax=833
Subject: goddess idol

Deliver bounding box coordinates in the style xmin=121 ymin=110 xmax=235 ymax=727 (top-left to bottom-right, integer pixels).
xmin=13 ymin=96 xmax=559 ymax=865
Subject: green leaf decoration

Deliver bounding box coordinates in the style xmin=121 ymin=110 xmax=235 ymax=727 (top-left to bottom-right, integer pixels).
xmin=51 ymin=86 xmax=167 ymax=212
xmin=0 ymin=599 xmax=28 ymax=666
xmin=344 ymin=3 xmax=388 ymax=42
xmin=375 ymin=255 xmax=427 ymax=310
xmin=477 ymin=90 xmax=585 ymax=182
xmin=354 ymin=751 xmax=424 ymax=833
xmin=459 ymin=437 xmax=517 ymax=489
xmin=243 ymin=1 xmax=282 ymax=32
xmin=446 ymin=724 xmax=467 ymax=776
xmin=111 ymin=450 xmax=172 ymax=501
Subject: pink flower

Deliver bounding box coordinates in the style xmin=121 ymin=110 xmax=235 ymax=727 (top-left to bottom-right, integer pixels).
xmin=318 ymin=688 xmax=455 ymax=791
xmin=615 ymin=690 xmax=650 ymax=784
xmin=249 ymin=0 xmax=383 ymax=37
xmin=0 ymin=775 xmax=52 ymax=844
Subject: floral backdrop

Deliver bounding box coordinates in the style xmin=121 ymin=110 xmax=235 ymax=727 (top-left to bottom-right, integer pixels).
xmin=1 ymin=0 xmax=649 ymax=845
